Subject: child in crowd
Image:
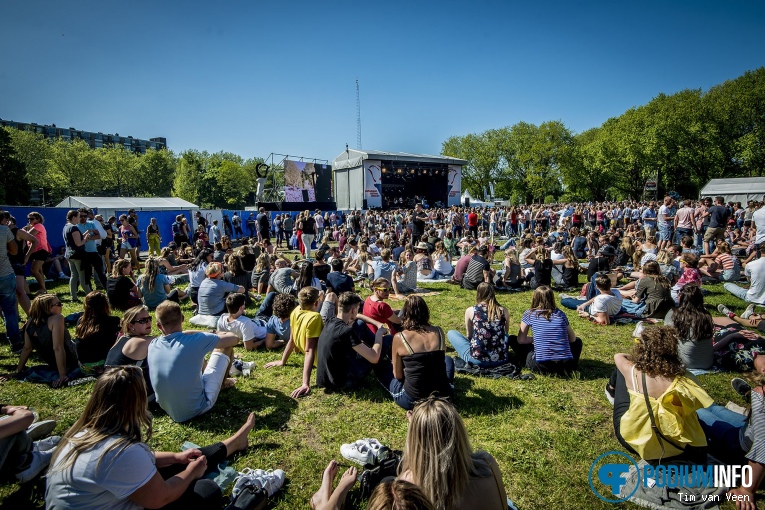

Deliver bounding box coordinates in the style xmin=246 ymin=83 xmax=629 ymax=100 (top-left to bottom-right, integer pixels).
xmin=671 ymin=252 xmax=702 ymax=304
xmin=561 ymin=274 xmax=623 ymax=325
xmin=216 ymin=293 xmax=267 ymax=351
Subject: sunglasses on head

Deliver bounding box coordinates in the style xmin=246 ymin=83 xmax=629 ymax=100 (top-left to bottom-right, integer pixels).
xmin=132 ymin=317 xmax=152 ymax=324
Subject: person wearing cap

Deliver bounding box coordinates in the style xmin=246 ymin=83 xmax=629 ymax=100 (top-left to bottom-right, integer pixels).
xmin=197 ymin=262 xmax=244 ymax=316
xmin=413 ymin=242 xmax=435 ymax=280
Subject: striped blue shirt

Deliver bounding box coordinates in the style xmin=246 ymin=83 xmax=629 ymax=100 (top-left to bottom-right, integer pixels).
xmin=521 ymin=309 xmax=572 ymax=362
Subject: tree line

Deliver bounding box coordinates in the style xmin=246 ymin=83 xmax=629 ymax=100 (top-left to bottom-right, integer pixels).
xmin=0 ymin=128 xmax=282 ymax=209
xmin=442 ymin=67 xmax=765 ymax=203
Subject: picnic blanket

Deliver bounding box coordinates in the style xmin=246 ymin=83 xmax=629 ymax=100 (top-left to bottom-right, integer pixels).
xmin=452 ymin=357 xmax=534 ymax=380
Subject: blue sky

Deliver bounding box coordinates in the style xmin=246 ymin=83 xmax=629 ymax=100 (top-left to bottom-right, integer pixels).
xmin=1 ymin=1 xmax=763 ymax=163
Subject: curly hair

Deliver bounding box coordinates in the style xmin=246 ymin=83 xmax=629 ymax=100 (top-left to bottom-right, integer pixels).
xmin=272 ymin=293 xmax=297 ymax=319
xmin=631 ymin=325 xmax=685 ymax=378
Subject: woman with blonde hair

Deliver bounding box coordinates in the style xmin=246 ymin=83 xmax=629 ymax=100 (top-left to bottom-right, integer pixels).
xmin=106 ymin=258 xmax=141 ymax=312
xmin=431 ymin=241 xmax=453 ymax=279
xmin=136 ymin=257 xmax=185 ymax=310
xmin=105 ymin=305 xmax=156 ymax=399
xmin=447 ymin=283 xmax=511 ymax=368
xmin=398 ymin=396 xmax=509 ymax=510
xmin=45 ymin=366 xmax=259 ymax=509
xmin=551 ymin=245 xmax=580 ymax=289
xmin=14 ymin=294 xmax=79 ymax=387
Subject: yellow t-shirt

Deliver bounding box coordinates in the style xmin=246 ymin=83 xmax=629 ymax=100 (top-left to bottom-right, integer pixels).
xmin=290 ymin=308 xmax=323 ymax=366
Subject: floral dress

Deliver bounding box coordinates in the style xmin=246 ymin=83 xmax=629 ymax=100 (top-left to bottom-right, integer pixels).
xmin=470 ymin=303 xmax=509 ymax=363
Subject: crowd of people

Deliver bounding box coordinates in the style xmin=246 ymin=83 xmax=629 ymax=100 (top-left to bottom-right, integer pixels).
xmin=3 ymin=194 xmax=765 ymax=509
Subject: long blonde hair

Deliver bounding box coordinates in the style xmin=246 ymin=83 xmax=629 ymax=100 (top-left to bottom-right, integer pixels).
xmin=28 ymin=294 xmax=60 ymax=327
xmin=140 ymin=257 xmax=161 ymax=294
xmin=475 ymin=282 xmax=502 ymax=322
xmin=50 ymin=367 xmax=151 ymax=474
xmin=400 ymin=397 xmax=490 ymax=510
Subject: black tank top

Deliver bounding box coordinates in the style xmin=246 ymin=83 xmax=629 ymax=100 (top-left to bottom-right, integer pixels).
xmin=400 ymin=328 xmax=452 ymax=401
xmin=105 ymin=335 xmax=154 ymax=396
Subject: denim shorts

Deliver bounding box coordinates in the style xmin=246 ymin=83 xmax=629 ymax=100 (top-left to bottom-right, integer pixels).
xmin=657 ymin=225 xmax=673 ymax=241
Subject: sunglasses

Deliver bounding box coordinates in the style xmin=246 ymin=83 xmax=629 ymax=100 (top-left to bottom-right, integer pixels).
xmin=375 ymin=287 xmax=392 ymax=292
xmin=131 ymin=317 xmax=152 ymax=324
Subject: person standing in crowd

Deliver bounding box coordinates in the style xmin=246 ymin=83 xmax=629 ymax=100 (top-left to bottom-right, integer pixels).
xmin=171 ymin=214 xmax=186 ymax=246
xmin=673 ymin=199 xmax=696 ymax=245
xmin=703 ymin=196 xmax=731 ymax=255
xmin=146 ymin=218 xmax=161 ymax=256
xmin=0 ymin=211 xmax=21 ymax=350
xmin=656 ymin=196 xmax=676 ymax=252
xmin=209 ymin=219 xmax=221 ymax=245
xmin=77 ymin=208 xmax=107 ymax=290
xmin=299 ymin=210 xmax=317 ymax=259
xmin=22 ymin=211 xmax=51 ymax=295
xmin=256 ymin=208 xmax=270 ymax=243
xmin=62 ymin=210 xmax=91 ymax=303
xmin=231 ymin=211 xmax=243 ymax=239
xmin=0 ymin=211 xmax=37 ymax=317
xmin=246 ymin=213 xmax=257 ymax=238
xmin=283 ymin=214 xmax=294 ymax=246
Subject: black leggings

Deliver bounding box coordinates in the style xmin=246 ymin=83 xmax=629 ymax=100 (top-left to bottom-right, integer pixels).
xmin=508 ymin=336 xmax=583 ymax=375
xmin=157 ymin=442 xmax=227 ymax=509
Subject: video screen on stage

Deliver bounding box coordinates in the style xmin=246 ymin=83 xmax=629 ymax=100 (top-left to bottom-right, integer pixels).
xmin=284 ymin=160 xmax=332 ymax=202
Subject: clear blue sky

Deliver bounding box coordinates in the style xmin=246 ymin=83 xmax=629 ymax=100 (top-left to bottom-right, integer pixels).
xmin=1 ymin=1 xmax=763 ymax=163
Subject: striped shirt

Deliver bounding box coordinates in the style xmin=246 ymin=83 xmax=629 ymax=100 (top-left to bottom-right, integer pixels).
xmin=714 ymin=253 xmax=735 ymax=271
xmin=744 ymin=391 xmax=765 ymax=464
xmin=521 ymin=309 xmax=572 ymax=362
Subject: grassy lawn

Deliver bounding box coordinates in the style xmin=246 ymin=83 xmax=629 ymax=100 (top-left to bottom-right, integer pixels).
xmin=0 ymin=253 xmax=761 ymax=509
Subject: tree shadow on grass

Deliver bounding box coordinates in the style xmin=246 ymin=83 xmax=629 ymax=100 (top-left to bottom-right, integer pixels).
xmin=155 ymin=385 xmax=298 ymax=435
xmin=573 ymin=358 xmax=615 ymax=380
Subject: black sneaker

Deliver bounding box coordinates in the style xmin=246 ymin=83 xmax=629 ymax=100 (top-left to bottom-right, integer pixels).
xmin=732 ymin=378 xmax=752 ymax=401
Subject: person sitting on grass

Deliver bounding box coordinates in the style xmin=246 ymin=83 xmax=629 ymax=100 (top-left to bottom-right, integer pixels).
xmin=397 ymin=396 xmax=509 ymax=510
xmin=74 ymin=291 xmax=122 ymax=366
xmin=45 ymin=366 xmax=260 ymax=510
xmin=665 ymin=285 xmax=714 ymax=370
xmin=105 ymin=305 xmax=156 ymax=400
xmin=147 ymin=301 xmax=239 ymax=423
xmin=326 ymin=257 xmax=355 ymax=295
xmin=605 ymin=325 xmax=713 ymax=463
xmin=461 ymin=245 xmax=493 ymax=291
xmin=560 ymin=274 xmax=623 ymax=325
xmin=316 ymin=292 xmax=389 ymax=392
xmin=447 ymin=283 xmax=511 ymax=368
xmin=699 ymin=241 xmax=741 ymax=282
xmin=0 ymin=405 xmax=60 ymax=483
xmin=670 ymin=251 xmax=702 ymax=305
xmin=509 ymin=286 xmax=582 ymax=375
xmin=137 ymin=257 xmax=187 ymax=311
xmin=696 ymin=372 xmax=765 ymax=506
xmin=197 ymin=262 xmax=244 ymax=316
xmin=106 ymin=258 xmax=141 ymax=312
xmin=9 ymin=294 xmax=79 ymax=388
xmin=216 ymin=293 xmax=267 ymax=351
xmin=378 ymin=296 xmax=454 ymax=410
xmin=363 ymin=278 xmax=403 ymax=334
xmin=263 ymin=287 xmax=324 ymax=398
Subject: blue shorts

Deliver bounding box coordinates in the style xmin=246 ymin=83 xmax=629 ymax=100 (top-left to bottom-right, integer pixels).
xmin=657 ymin=225 xmax=673 ymax=242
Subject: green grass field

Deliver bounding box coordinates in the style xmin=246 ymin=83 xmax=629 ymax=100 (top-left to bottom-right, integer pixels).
xmin=0 ymin=254 xmax=761 ymax=509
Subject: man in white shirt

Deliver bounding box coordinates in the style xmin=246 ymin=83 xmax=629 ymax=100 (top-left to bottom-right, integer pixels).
xmin=752 ymin=197 xmax=765 ymax=245
xmin=724 ymin=242 xmax=765 ymax=305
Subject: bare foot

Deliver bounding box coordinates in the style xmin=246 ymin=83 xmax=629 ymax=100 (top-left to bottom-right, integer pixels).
xmin=222 ymin=377 xmax=237 ymax=389
xmin=335 ymin=466 xmax=358 ymax=495
xmin=310 ymin=460 xmax=339 ymax=509
xmin=223 ymin=412 xmax=256 ymax=454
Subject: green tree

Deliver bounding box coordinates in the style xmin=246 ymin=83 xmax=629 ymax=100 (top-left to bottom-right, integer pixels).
xmin=100 ymin=144 xmax=138 ymax=195
xmin=137 ymin=148 xmax=176 ymax=197
xmin=0 ymin=128 xmax=30 ymax=205
xmin=173 ymin=150 xmax=206 ymax=205
xmin=46 ymin=138 xmax=102 ymax=201
xmin=4 ymin=127 xmax=50 ymax=189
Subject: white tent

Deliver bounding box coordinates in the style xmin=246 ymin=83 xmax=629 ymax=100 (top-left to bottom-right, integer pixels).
xmin=699 ymin=178 xmax=765 ymax=204
xmin=56 ymin=196 xmax=198 ymax=219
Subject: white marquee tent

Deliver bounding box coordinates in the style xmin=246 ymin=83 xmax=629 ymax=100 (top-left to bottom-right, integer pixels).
xmin=699 ymin=178 xmax=765 ymax=204
xmin=56 ymin=196 xmax=198 ymax=219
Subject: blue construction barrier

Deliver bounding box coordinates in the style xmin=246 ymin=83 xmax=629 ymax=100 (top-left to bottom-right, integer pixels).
xmin=115 ymin=209 xmax=193 ymax=251
xmin=0 ymin=206 xmax=73 ymax=255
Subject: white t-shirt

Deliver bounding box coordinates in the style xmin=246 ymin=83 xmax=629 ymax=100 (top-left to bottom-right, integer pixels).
xmin=217 ymin=314 xmax=267 ymax=343
xmin=46 ymin=436 xmax=156 ymax=510
xmin=657 ymin=205 xmax=671 ymax=227
xmin=591 ymin=292 xmax=624 ymax=317
xmin=753 ymin=206 xmax=765 ymax=245
xmin=745 ymin=258 xmax=765 ymax=304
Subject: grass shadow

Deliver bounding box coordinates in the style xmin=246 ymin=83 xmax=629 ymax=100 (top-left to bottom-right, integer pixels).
xmin=573 ymin=358 xmax=615 ymax=380
xmin=0 ymin=476 xmax=45 ymax=510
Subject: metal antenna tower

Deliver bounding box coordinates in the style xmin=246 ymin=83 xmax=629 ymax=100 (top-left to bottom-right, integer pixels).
xmin=356 ymin=79 xmax=362 ymax=150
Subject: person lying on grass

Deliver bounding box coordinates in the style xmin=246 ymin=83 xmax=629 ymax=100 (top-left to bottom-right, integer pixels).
xmin=216 ymin=293 xmax=267 ymax=351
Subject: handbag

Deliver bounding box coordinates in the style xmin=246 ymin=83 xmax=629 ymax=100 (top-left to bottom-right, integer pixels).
xmin=358 ymin=448 xmax=402 ymax=499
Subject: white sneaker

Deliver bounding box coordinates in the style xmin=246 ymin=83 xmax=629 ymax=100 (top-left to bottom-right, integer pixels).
xmin=231 ymin=468 xmax=264 ymax=498
xmin=604 ymin=386 xmax=615 ymax=406
xmin=27 ymin=420 xmax=56 ymax=441
xmin=241 ymin=361 xmax=255 ymax=377
xmin=718 ymin=304 xmax=733 ymax=316
xmin=742 ymin=304 xmax=757 ymax=319
xmin=340 ymin=438 xmax=383 ymax=465
xmin=632 ymin=321 xmax=646 ymax=339
xmin=254 ymin=469 xmax=286 ymax=497
xmin=16 ymin=450 xmax=52 ymax=483
xmin=559 ymin=293 xmax=572 ymax=300
xmin=33 ymin=436 xmax=61 ymax=452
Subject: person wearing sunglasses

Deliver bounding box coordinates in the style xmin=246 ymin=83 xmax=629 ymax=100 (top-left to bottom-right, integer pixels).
xmin=10 ymin=294 xmax=79 ymax=388
xmin=362 ymin=278 xmax=403 ymax=335
xmin=22 ymin=211 xmax=51 ymax=295
xmin=105 ymin=305 xmax=156 ymax=400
